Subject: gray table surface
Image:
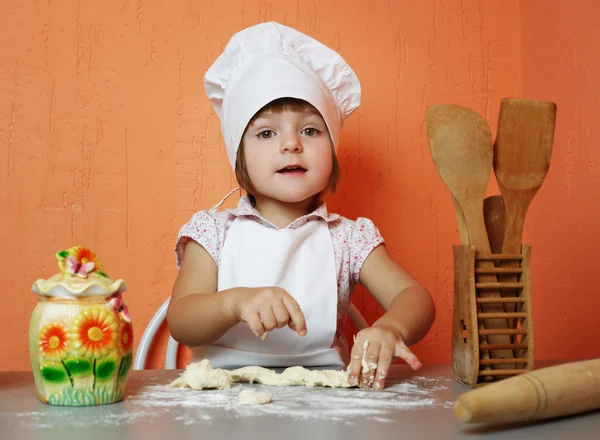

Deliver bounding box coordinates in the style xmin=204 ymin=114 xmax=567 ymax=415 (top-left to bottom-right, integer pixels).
xmin=1 ymin=361 xmax=599 ymax=440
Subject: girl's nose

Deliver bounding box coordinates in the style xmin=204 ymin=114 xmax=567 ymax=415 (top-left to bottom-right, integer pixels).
xmin=280 ymin=132 xmax=303 ymax=153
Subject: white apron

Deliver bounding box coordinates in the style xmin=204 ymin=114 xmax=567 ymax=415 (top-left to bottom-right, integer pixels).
xmin=191 ymin=212 xmax=343 ymax=369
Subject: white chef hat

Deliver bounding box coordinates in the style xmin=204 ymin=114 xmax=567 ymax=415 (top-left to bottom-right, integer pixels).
xmin=204 ymin=21 xmax=361 ymax=170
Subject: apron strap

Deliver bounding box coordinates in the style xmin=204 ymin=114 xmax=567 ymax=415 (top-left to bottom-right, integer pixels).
xmin=210 ymin=187 xmax=241 ymax=213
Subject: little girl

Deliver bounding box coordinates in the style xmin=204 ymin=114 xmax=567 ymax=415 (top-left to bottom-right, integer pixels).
xmin=167 ymin=22 xmax=436 ymax=390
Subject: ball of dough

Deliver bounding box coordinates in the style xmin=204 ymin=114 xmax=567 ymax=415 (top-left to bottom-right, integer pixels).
xmin=238 ymin=388 xmax=273 ymax=406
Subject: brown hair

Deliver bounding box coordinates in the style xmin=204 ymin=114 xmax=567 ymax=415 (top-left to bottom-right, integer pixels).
xmin=235 ymin=98 xmax=340 ymax=207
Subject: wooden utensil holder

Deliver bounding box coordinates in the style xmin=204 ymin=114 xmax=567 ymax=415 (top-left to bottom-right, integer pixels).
xmin=452 ymin=244 xmax=535 ymax=387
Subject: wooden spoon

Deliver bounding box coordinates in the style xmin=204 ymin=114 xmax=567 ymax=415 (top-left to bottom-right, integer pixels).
xmin=426 ymin=104 xmax=514 ymax=366
xmin=483 ymin=195 xmax=515 ymax=340
xmin=483 ymin=195 xmax=506 ymax=255
xmin=493 ymin=99 xmax=556 ymax=336
xmin=452 ymin=196 xmax=469 ymax=245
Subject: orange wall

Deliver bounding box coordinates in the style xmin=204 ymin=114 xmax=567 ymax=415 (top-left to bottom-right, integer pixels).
xmin=7 ymin=0 xmax=592 ymax=372
xmin=519 ymin=0 xmax=600 ymax=360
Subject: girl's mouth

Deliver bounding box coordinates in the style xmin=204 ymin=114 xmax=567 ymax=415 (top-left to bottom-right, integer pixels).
xmin=277 ymin=165 xmax=307 ymax=175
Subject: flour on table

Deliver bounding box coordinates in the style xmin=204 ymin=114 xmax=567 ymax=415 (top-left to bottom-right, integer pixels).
xmin=5 ymin=375 xmax=455 ymax=429
xmin=238 ymin=388 xmax=273 ymax=405
xmin=171 ymin=359 xmax=352 ymax=390
xmin=141 ymin=374 xmax=454 ymax=425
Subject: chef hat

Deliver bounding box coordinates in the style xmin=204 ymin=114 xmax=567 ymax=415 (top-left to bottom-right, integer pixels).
xmin=204 ymin=21 xmax=361 ymax=170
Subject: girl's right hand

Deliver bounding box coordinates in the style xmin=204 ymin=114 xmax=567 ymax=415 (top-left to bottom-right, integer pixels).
xmin=229 ymin=287 xmax=307 ymax=339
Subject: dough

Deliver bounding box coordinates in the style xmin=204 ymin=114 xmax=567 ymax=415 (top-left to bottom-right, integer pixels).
xmin=172 ymin=359 xmax=232 ymax=390
xmin=360 ymin=340 xmax=378 ymax=373
xmin=360 ymin=340 xmax=378 ymax=386
xmin=231 ymin=365 xmax=352 ymax=388
xmin=229 ymin=365 xmax=290 ymax=386
xmin=237 ymin=388 xmax=273 ymax=406
xmin=170 ymin=359 xmax=354 ymax=390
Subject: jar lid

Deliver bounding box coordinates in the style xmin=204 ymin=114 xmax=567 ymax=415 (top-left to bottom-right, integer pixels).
xmin=32 ymin=246 xmax=127 ymax=299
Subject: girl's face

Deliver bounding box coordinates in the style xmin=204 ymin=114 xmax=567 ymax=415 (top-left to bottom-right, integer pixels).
xmin=241 ymin=106 xmax=333 ymax=205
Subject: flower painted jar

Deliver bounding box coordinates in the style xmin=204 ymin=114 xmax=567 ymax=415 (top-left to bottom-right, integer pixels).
xmin=29 ymin=246 xmax=133 ymax=406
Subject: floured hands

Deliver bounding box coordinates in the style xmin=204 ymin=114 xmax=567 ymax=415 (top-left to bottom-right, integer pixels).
xmin=347 ymin=325 xmax=422 ymax=390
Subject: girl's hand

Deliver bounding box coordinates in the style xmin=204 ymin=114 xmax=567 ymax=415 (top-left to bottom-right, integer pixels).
xmin=230 ymin=287 xmax=307 ymax=339
xmin=347 ymin=325 xmax=422 ymax=390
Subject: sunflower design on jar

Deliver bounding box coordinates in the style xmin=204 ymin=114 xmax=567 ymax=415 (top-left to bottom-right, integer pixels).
xmin=118 ymin=321 xmax=133 ymax=355
xmin=39 ymin=323 xmax=69 ymax=361
xmin=71 ymin=308 xmax=118 ymax=359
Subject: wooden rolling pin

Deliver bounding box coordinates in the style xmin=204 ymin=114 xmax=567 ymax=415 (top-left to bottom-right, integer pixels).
xmin=454 ymin=358 xmax=600 ymax=424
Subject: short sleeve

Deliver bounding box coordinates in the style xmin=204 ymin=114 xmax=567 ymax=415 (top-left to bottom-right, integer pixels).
xmin=174 ymin=211 xmax=223 ymax=268
xmin=349 ymin=217 xmax=385 ymax=284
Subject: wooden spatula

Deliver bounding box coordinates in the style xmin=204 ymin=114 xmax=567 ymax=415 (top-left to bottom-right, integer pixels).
xmin=494 ymin=99 xmax=556 ymax=326
xmin=426 ymin=104 xmax=514 ymax=366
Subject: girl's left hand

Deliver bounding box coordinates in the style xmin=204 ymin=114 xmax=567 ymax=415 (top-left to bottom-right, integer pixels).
xmin=347 ymin=325 xmax=422 ymax=390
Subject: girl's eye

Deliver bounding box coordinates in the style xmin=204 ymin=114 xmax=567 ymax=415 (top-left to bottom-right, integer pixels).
xmin=302 ymin=128 xmax=319 ymax=136
xmin=258 ymin=130 xmax=275 ymax=139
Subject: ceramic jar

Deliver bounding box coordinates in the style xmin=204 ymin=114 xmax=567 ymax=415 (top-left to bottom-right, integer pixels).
xmin=29 ymin=246 xmax=132 ymax=406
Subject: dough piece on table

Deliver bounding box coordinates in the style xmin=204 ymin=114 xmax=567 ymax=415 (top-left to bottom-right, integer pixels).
xmin=169 ymin=375 xmax=188 ymax=388
xmin=230 ymin=365 xmax=352 ymax=388
xmin=279 ymin=366 xmax=351 ymax=388
xmin=170 ymin=359 xmax=354 ymax=390
xmin=237 ymin=388 xmax=273 ymax=406
xmin=170 ymin=359 xmax=231 ymax=390
xmin=230 ymin=366 xmax=293 ymax=386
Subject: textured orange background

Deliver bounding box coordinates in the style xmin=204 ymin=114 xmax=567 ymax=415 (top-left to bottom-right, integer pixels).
xmin=1 ymin=0 xmax=598 ymax=371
